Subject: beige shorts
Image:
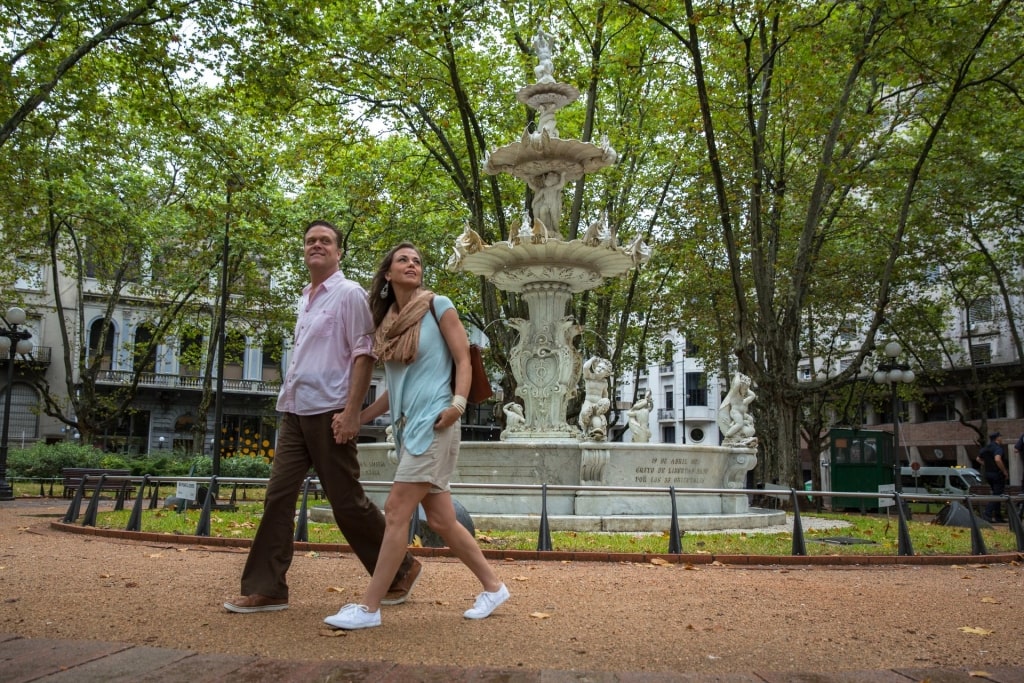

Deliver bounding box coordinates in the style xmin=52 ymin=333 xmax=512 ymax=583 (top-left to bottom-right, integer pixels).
xmin=394 ymin=423 xmax=459 ymax=493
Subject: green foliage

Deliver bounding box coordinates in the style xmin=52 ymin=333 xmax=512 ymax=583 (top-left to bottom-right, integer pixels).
xmin=5 ymin=442 xmax=106 ymax=478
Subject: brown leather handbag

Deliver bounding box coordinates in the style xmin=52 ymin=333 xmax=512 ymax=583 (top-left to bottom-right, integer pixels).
xmin=430 ymin=299 xmax=494 ymax=404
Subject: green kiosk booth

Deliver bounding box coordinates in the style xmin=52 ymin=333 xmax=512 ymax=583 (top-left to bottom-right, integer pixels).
xmin=829 ymin=428 xmax=895 ymax=511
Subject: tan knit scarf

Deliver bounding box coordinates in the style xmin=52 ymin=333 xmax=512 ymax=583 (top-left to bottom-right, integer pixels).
xmin=373 ymin=289 xmax=434 ymax=364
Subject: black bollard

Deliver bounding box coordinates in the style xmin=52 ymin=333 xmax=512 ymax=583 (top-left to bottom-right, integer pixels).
xmin=789 ymin=489 xmax=807 ymax=556
xmin=149 ymin=481 xmax=160 ymax=509
xmin=113 ymin=481 xmax=128 ymax=511
xmin=81 ymin=475 xmax=106 ymax=527
xmin=62 ymin=480 xmax=86 ymax=523
xmin=126 ymin=475 xmax=149 ymax=532
xmin=894 ymin=493 xmax=914 ymax=557
xmin=1007 ymin=497 xmax=1024 ymax=552
xmin=536 ymin=483 xmax=552 ymax=552
xmin=667 ymin=486 xmax=682 ymax=554
xmin=229 ymin=483 xmax=238 ymax=506
xmin=966 ymin=497 xmax=988 ymax=556
xmin=294 ymin=477 xmax=311 ymax=542
xmin=195 ymin=476 xmax=217 ymax=537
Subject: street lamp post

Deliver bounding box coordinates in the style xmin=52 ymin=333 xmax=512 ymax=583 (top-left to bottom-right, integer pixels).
xmin=872 ymin=341 xmax=915 ymax=493
xmin=1 ymin=307 xmax=35 ymax=501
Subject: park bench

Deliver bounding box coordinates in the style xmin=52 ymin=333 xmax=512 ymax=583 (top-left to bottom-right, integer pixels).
xmin=61 ymin=468 xmax=134 ymax=499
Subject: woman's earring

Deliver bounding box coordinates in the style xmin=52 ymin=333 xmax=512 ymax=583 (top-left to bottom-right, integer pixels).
xmin=380 ymin=281 xmax=390 ymax=299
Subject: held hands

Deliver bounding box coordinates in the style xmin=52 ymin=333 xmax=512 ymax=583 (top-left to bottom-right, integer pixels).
xmin=332 ymin=409 xmax=360 ymax=444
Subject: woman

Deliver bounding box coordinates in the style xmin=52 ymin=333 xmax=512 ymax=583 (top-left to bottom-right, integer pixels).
xmin=324 ymin=242 xmax=508 ymax=630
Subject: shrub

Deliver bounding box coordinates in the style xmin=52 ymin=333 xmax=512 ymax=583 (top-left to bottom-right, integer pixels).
xmin=5 ymin=442 xmax=106 ymax=478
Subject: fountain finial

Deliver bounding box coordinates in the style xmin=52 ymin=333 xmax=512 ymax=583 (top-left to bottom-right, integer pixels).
xmin=533 ymin=25 xmax=555 ymax=84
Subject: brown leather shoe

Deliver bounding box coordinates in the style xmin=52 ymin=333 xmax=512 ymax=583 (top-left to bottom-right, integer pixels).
xmin=381 ymin=558 xmax=422 ymax=606
xmin=224 ymin=594 xmax=289 ymax=613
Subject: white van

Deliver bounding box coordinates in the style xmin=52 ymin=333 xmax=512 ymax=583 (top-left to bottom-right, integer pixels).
xmin=900 ymin=466 xmax=983 ymax=497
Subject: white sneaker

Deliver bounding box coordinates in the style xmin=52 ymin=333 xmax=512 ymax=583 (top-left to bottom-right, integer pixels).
xmin=324 ymin=603 xmax=381 ymax=630
xmin=463 ymin=584 xmax=509 ymax=619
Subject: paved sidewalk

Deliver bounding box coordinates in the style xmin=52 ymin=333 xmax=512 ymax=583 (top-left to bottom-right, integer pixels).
xmin=3 ymin=631 xmax=1024 ymax=682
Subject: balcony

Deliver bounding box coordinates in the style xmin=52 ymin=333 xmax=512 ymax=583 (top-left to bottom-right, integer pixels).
xmin=0 ymin=346 xmax=52 ymax=367
xmin=657 ymin=408 xmax=675 ymax=421
xmin=96 ymin=370 xmax=281 ymax=396
xmin=658 ymin=363 xmax=673 ymax=374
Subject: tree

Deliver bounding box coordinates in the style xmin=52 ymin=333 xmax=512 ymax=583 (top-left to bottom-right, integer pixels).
xmin=621 ymin=0 xmax=1022 ymax=485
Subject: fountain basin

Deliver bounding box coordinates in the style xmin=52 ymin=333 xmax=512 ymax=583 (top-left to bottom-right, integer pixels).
xmin=332 ymin=441 xmax=784 ymax=532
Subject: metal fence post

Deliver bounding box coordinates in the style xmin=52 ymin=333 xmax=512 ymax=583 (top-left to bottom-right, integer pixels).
xmin=536 ymin=483 xmax=552 ymax=552
xmin=294 ymin=477 xmax=311 ymax=542
xmin=789 ymin=489 xmax=806 ymax=556
xmin=667 ymin=486 xmax=682 ymax=554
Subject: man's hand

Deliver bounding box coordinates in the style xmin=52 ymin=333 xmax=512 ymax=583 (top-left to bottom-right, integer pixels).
xmin=332 ymin=408 xmax=361 ymax=444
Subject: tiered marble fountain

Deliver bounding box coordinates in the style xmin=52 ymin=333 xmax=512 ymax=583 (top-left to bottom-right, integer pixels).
xmin=353 ymin=29 xmax=779 ymax=531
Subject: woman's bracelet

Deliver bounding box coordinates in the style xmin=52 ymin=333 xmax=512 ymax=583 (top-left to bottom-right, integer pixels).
xmin=451 ymin=395 xmax=468 ymax=415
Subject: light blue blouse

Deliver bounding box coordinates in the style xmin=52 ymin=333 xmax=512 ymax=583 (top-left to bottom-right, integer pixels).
xmin=386 ymin=295 xmax=456 ymax=456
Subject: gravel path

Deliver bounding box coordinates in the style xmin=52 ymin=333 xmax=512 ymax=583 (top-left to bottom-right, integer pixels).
xmin=1 ymin=498 xmax=1021 ymax=676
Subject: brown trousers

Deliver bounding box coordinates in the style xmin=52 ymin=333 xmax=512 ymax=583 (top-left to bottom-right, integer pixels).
xmin=240 ymin=411 xmax=414 ymax=599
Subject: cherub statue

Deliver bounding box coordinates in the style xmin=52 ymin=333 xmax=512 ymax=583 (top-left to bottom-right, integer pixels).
xmin=718 ymin=372 xmax=758 ymax=447
xmin=578 ymin=356 xmax=612 ymax=441
xmin=533 ymin=25 xmax=555 ymax=83
xmin=529 ymin=170 xmax=565 ymax=235
xmin=501 ymin=403 xmax=526 ymax=440
xmin=626 ymin=389 xmax=653 ymax=444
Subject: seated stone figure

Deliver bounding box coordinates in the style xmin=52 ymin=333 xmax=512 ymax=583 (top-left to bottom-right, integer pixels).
xmin=626 ymin=390 xmax=652 ymax=443
xmin=578 ymin=356 xmax=612 ymax=441
xmin=717 ymin=372 xmax=757 ymax=447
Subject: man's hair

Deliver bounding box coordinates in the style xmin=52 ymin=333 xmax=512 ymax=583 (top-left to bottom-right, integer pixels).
xmin=304 ymin=220 xmax=343 ymax=248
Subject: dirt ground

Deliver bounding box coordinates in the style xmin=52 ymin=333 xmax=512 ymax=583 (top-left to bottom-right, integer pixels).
xmin=1 ymin=498 xmax=1022 ymax=676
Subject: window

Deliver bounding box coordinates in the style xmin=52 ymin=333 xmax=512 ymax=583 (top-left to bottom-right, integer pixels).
xmin=88 ymin=320 xmax=116 ymax=371
xmin=133 ymin=325 xmax=156 ymax=373
xmin=0 ymin=383 xmax=39 ymax=439
xmin=969 ymin=343 xmax=992 ymax=365
xmin=662 ymin=426 xmax=676 ymax=443
xmin=663 ymin=387 xmax=674 ymax=410
xmin=967 ymin=297 xmax=994 ymax=328
xmin=923 ymin=396 xmax=956 ymax=422
xmin=686 ymin=372 xmax=707 ymax=406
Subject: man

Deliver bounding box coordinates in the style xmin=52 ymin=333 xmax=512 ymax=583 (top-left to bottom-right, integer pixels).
xmin=974 ymin=432 xmax=1008 ymax=523
xmin=225 ymin=220 xmax=420 ymax=613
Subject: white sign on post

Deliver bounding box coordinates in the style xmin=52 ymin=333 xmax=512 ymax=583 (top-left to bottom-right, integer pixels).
xmin=176 ymin=481 xmax=198 ymax=502
xmin=878 ymin=483 xmax=895 ymax=508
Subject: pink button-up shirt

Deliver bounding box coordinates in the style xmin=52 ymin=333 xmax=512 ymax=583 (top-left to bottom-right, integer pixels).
xmin=275 ymin=271 xmax=375 ymax=416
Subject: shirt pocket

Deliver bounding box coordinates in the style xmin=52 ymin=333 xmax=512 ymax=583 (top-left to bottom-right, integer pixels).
xmin=310 ymin=312 xmax=337 ymax=337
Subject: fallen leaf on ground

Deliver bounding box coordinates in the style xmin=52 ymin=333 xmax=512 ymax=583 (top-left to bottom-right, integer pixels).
xmin=530 ymin=612 xmax=551 ymax=619
xmin=513 ymin=575 xmax=529 ymax=581
xmin=305 ymin=551 xmax=319 ymax=558
xmin=320 ymin=628 xmax=347 ymax=637
xmin=959 ymin=626 xmax=994 ymax=636
xmin=326 ymin=586 xmax=344 ymax=593
xmin=146 ymin=553 xmax=162 ymax=558
xmin=650 ymin=558 xmax=671 ymax=566
xmin=969 ymin=672 xmax=994 ymax=679
xmin=980 ymin=597 xmax=1000 ymax=604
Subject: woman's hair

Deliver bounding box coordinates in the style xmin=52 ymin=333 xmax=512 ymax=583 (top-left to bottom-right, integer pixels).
xmin=369 ymin=241 xmax=422 ymax=327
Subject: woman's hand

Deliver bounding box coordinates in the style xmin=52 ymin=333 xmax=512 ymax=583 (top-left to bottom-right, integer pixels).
xmin=434 ymin=406 xmax=463 ymax=430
